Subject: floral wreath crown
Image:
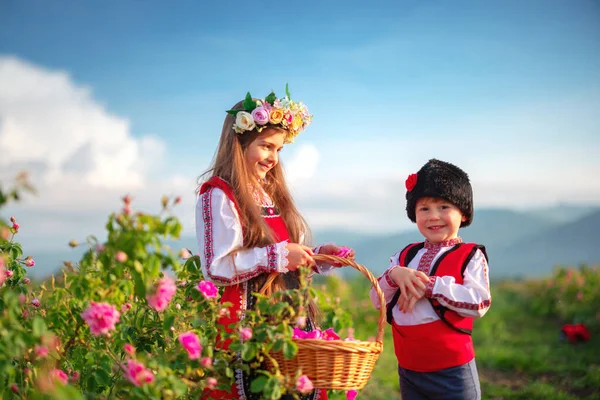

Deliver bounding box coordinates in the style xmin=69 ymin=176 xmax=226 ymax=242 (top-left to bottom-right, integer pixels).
xmin=226 ymin=84 xmax=313 ymax=143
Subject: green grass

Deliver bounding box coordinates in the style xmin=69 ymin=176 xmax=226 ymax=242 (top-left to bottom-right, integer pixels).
xmin=322 ymin=278 xmax=600 ymax=399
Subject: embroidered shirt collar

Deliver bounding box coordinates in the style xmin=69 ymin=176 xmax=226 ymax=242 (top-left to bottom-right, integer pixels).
xmin=424 ymin=237 xmax=462 ymax=250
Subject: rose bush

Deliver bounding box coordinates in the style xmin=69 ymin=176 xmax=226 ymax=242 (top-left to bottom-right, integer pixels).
xmin=0 ymin=173 xmax=355 ymax=399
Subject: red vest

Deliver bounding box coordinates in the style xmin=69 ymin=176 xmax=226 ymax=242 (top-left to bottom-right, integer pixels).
xmin=390 ymin=242 xmax=487 ymax=372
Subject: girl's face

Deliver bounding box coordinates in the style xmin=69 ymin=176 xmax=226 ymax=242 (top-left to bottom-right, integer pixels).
xmin=415 ymin=197 xmax=467 ymax=244
xmin=244 ymin=129 xmax=286 ymax=181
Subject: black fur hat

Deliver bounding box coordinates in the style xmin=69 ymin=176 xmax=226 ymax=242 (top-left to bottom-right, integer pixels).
xmin=405 ymin=159 xmax=473 ymax=227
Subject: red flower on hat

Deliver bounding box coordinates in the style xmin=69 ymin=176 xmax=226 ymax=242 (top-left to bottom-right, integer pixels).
xmin=405 ymin=173 xmax=418 ymax=192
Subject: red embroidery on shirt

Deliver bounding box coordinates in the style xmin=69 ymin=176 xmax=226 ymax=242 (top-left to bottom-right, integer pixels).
xmin=202 ymin=188 xmax=278 ymax=284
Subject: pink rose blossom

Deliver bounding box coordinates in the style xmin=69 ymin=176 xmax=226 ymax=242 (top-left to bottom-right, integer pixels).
xmin=12 ymin=222 xmax=20 ymax=232
xmin=115 ymin=251 xmax=128 ymax=263
xmin=124 ymin=343 xmax=135 ymax=356
xmin=122 ymin=205 xmax=132 ymax=215
xmin=25 ymin=257 xmax=35 ymax=267
xmin=18 ymin=293 xmax=26 ymax=304
xmin=35 ymin=345 xmax=49 ymax=358
xmin=346 ymin=389 xmax=358 ymax=400
xmin=296 ymin=316 xmax=307 ymax=328
xmin=196 ymin=280 xmax=219 ymax=299
xmin=71 ymin=371 xmax=80 ymax=382
xmin=31 ymin=298 xmax=40 ymax=308
xmin=80 ymin=302 xmax=121 ymax=336
xmin=206 ymin=377 xmax=217 ymax=390
xmin=122 ymin=194 xmax=132 ymax=205
xmin=251 ymin=107 xmax=270 ymax=125
xmin=296 ymin=375 xmax=314 ymax=394
xmin=11 ymin=384 xmax=19 ymax=393
xmin=178 ymin=331 xmax=202 ymax=359
xmin=122 ymin=359 xmax=155 ymax=387
xmin=322 ymin=328 xmax=340 ymax=341
xmin=6 ymin=269 xmax=13 ymax=278
xmin=146 ymin=276 xmax=177 ymax=312
xmin=23 ymin=278 xmax=30 ymax=284
xmin=180 ymin=248 xmax=192 ymax=259
xmin=240 ymin=327 xmax=253 ymax=341
xmin=200 ymin=357 xmax=212 ymax=368
xmin=334 ymin=246 xmax=352 ymax=258
xmin=52 ymin=369 xmax=69 ymax=385
xmin=10 ymin=216 xmax=16 ymax=223
xmin=121 ymin=303 xmax=132 ymax=313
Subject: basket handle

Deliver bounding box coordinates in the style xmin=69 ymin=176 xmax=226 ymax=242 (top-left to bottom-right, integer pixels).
xmin=259 ymin=254 xmax=386 ymax=344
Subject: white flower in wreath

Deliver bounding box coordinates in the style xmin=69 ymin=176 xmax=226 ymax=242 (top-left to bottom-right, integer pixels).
xmin=234 ymin=111 xmax=256 ymax=133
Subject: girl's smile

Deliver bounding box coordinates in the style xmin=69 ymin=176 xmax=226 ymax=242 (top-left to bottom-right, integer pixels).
xmin=244 ymin=129 xmax=286 ymax=180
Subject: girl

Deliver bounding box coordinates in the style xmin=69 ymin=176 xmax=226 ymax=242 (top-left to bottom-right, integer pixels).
xmin=196 ymin=89 xmax=354 ymax=400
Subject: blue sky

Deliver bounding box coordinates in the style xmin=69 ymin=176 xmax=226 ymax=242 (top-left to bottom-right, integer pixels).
xmin=1 ymin=0 xmax=600 ymax=252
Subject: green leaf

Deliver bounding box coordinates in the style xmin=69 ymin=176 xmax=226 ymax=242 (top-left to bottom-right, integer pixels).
xmin=285 ymin=83 xmax=291 ymax=99
xmin=241 ymin=342 xmax=257 ymax=361
xmin=264 ymin=377 xmax=282 ymax=400
xmin=282 ymin=340 xmax=297 ymax=360
xmin=94 ymin=368 xmax=111 ymax=386
xmin=242 ymin=92 xmax=257 ymax=111
xmin=226 ymin=109 xmax=240 ymax=116
xmin=250 ymin=375 xmax=268 ymax=393
xmin=265 ymin=92 xmax=277 ymax=105
xmin=32 ymin=316 xmax=46 ymax=337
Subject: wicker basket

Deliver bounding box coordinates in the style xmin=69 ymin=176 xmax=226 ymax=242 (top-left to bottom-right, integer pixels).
xmin=259 ymin=254 xmax=385 ymax=390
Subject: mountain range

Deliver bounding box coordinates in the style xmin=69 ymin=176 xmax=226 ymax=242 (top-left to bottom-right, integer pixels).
xmin=24 ymin=205 xmax=600 ymax=280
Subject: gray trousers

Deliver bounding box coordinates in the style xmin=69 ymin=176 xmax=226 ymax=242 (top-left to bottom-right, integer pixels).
xmin=398 ymin=359 xmax=481 ymax=400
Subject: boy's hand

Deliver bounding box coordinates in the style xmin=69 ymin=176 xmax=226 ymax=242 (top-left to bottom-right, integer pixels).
xmin=390 ymin=266 xmax=429 ymax=301
xmin=397 ymin=286 xmax=426 ymax=313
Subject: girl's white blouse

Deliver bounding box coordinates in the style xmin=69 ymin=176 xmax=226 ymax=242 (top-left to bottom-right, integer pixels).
xmin=370 ymin=245 xmax=491 ymax=326
xmin=195 ymin=188 xmax=333 ymax=286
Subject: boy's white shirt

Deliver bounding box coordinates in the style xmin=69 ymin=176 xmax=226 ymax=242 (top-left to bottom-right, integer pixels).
xmin=195 ymin=188 xmax=333 ymax=286
xmin=370 ymin=244 xmax=491 ymax=326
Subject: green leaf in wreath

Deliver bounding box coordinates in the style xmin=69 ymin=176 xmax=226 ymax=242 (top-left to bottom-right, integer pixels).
xmin=242 ymin=92 xmax=257 ymax=111
xmin=285 ymin=83 xmax=291 ymax=99
xmin=265 ymin=91 xmax=277 ymax=105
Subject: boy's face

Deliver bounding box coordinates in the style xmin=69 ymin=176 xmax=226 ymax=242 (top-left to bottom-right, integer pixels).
xmin=244 ymin=129 xmax=286 ymax=180
xmin=415 ymin=197 xmax=467 ymax=244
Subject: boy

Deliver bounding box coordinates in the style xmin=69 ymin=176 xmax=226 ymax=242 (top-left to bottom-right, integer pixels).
xmin=371 ymin=159 xmax=491 ymax=400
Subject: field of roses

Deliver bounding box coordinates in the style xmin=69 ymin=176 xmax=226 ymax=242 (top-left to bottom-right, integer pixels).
xmin=0 ymin=174 xmax=356 ymax=400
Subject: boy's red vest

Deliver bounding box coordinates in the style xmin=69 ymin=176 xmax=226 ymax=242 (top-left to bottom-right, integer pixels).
xmin=387 ymin=242 xmax=488 ymax=372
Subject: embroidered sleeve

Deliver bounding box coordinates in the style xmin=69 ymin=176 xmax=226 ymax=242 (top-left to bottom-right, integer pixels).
xmin=370 ymin=251 xmax=403 ymax=309
xmin=427 ymin=249 xmax=492 ymax=318
xmin=195 ymin=188 xmax=289 ymax=286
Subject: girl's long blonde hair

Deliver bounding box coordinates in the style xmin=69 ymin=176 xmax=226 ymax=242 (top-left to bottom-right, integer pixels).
xmin=199 ymin=101 xmax=315 ymax=309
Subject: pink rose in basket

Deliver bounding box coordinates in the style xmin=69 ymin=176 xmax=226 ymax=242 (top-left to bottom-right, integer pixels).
xmin=322 ymin=328 xmax=340 ymax=341
xmin=346 ymin=389 xmax=358 ymax=400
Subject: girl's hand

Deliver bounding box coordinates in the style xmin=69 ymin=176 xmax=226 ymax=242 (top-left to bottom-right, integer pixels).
xmin=389 ymin=266 xmax=429 ymax=301
xmin=285 ymin=243 xmax=316 ymax=271
xmin=318 ymin=244 xmax=355 ymax=266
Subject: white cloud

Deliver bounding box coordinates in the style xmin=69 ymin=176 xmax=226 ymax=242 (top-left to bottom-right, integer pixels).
xmin=0 ymin=56 xmax=165 ymax=189
xmin=0 ymin=57 xmax=196 ymax=252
